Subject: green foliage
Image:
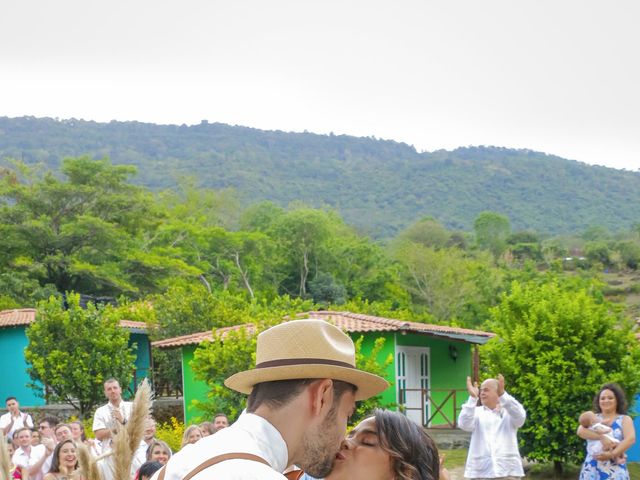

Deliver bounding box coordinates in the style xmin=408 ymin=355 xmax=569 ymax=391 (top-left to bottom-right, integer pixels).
xmin=0 ymin=156 xmax=192 ymax=299
xmin=474 ymin=211 xmax=511 ymax=257
xmin=24 ymin=292 xmax=137 ymax=417
xmin=584 ymin=241 xmax=612 ymax=268
xmin=191 ymin=325 xmax=258 ymax=421
xmin=481 ymin=278 xmax=640 ymax=467
xmin=308 ymin=272 xmax=347 ymax=306
xmin=155 ymin=417 xmax=185 ymax=453
xmin=188 ymin=297 xmax=315 ymax=420
xmin=352 ymin=336 xmax=395 ymax=423
xmin=2 ymin=117 xmax=640 ymax=238
xmin=392 ymin=242 xmax=500 ymax=326
xmin=397 ymin=217 xmax=450 ymax=249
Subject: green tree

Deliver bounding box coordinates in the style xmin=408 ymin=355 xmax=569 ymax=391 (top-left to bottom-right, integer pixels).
xmin=392 ymin=243 xmax=486 ymax=323
xmin=397 ymin=217 xmax=450 ymax=249
xmin=474 ymin=211 xmax=511 ymax=257
xmin=269 ymin=207 xmax=335 ymax=297
xmin=482 ymin=278 xmax=640 ymax=473
xmin=24 ymin=293 xmax=137 ymax=417
xmin=0 ymin=157 xmax=190 ymax=298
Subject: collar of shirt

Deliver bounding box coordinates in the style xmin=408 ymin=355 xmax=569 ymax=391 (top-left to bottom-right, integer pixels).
xmin=231 ymin=411 xmax=289 ymax=473
xmin=482 ymin=404 xmax=503 ymax=416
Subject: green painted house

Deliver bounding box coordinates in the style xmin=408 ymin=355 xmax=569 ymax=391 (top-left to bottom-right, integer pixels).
xmin=0 ymin=308 xmax=152 ymax=406
xmin=153 ymin=311 xmax=494 ymax=426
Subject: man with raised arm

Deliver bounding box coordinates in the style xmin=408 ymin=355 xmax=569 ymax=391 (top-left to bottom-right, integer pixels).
xmin=1 ymin=397 xmax=34 ymax=439
xmin=458 ymin=374 xmax=527 ymax=480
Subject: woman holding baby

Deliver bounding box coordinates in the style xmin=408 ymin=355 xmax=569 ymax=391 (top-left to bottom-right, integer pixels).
xmin=577 ymin=383 xmax=636 ymax=479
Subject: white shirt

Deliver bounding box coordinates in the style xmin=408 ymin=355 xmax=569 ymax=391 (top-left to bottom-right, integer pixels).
xmin=12 ymin=444 xmax=47 ymax=480
xmin=0 ymin=411 xmax=34 ymax=439
xmin=458 ymin=392 xmax=526 ymax=479
xmin=131 ymin=439 xmax=151 ymax=475
xmin=92 ymin=400 xmax=133 ymax=453
xmin=152 ymin=412 xmax=288 ymax=480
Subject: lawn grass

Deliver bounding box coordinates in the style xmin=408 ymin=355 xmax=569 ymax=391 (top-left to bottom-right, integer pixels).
xmin=439 ymin=449 xmax=467 ymax=469
xmin=439 ymin=449 xmax=640 ymax=479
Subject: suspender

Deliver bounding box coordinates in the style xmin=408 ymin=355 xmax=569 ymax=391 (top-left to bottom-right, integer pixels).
xmin=156 ymin=452 xmax=271 ymax=480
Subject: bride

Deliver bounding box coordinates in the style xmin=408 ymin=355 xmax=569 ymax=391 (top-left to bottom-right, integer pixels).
xmin=292 ymin=409 xmax=445 ymax=480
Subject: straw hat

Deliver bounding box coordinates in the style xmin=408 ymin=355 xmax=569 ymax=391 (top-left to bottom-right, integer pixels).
xmin=224 ymin=319 xmax=389 ymax=400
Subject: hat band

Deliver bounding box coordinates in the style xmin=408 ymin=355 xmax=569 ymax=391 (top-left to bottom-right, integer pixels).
xmin=256 ymin=358 xmax=355 ymax=369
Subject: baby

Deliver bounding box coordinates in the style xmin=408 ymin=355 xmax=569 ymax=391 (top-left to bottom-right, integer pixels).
xmin=579 ymin=411 xmax=624 ymax=464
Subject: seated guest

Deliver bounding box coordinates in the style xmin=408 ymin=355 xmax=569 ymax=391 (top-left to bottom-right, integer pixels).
xmin=137 ymin=461 xmax=163 ymax=480
xmin=180 ymin=425 xmax=203 ymax=448
xmin=43 ymin=439 xmax=79 ymax=480
xmin=11 ymin=427 xmax=52 ymax=480
xmin=146 ymin=440 xmax=171 ymax=465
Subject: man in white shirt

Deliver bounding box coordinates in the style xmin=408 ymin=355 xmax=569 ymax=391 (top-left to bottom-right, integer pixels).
xmin=153 ymin=319 xmax=389 ymax=480
xmin=1 ymin=397 xmax=34 ymax=440
xmin=212 ymin=413 xmax=230 ymax=432
xmin=458 ymin=374 xmax=527 ymax=480
xmin=11 ymin=427 xmax=52 ymax=480
xmin=36 ymin=416 xmax=58 ymax=476
xmin=131 ymin=417 xmax=159 ymax=474
xmin=92 ymin=378 xmax=133 ymax=453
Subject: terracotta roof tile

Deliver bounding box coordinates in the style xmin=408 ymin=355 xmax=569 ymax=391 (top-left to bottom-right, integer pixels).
xmin=0 ymin=308 xmax=147 ymax=332
xmin=152 ymin=324 xmax=256 ymax=348
xmin=0 ymin=308 xmax=37 ymax=327
xmin=153 ymin=311 xmax=495 ymax=349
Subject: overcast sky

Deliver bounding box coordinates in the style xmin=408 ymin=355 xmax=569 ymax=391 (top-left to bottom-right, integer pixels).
xmin=1 ymin=1 xmax=639 ymax=171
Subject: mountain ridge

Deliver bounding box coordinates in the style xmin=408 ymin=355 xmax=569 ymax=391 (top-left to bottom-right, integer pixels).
xmin=0 ymin=116 xmax=638 ymax=237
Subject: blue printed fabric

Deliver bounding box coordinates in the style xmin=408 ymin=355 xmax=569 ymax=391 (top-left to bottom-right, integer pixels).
xmin=579 ymin=415 xmax=629 ymax=480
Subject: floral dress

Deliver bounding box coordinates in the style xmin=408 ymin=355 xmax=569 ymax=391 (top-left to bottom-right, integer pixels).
xmin=579 ymin=415 xmax=629 ymax=480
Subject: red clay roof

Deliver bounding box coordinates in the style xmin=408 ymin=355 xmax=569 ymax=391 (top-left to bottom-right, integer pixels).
xmin=0 ymin=308 xmax=147 ymax=331
xmin=152 ymin=324 xmax=257 ymax=348
xmin=0 ymin=308 xmax=37 ymax=327
xmin=152 ymin=311 xmax=494 ymax=349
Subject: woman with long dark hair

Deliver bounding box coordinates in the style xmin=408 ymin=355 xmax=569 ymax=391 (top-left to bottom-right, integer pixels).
xmin=577 ymin=383 xmax=636 ymax=480
xmin=294 ymin=409 xmax=443 ymax=480
xmin=43 ymin=439 xmax=80 ymax=480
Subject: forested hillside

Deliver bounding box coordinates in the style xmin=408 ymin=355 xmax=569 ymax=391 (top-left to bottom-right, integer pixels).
xmin=1 ymin=116 xmax=638 ymax=237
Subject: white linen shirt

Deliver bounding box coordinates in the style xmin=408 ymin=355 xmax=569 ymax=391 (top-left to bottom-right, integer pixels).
xmin=458 ymin=392 xmax=526 ymax=479
xmin=0 ymin=411 xmax=34 ymax=439
xmin=12 ymin=444 xmax=47 ymax=480
xmin=92 ymin=400 xmax=133 ymax=453
xmin=152 ymin=412 xmax=288 ymax=480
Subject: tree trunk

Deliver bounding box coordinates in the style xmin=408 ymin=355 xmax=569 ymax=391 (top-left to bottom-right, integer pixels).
xmin=198 ymin=274 xmax=212 ymax=294
xmin=232 ymin=252 xmax=254 ymax=299
xmin=299 ymin=250 xmax=309 ymax=297
xmin=553 ymin=460 xmax=563 ymax=475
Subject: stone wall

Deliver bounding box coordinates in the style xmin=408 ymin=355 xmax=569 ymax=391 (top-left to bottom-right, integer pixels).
xmin=2 ymin=397 xmax=184 ymax=424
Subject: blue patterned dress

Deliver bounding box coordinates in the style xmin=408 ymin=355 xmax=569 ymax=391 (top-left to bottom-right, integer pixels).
xmin=579 ymin=415 xmax=629 ymax=480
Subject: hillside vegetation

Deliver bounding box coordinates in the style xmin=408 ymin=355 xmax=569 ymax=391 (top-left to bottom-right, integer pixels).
xmin=1 ymin=116 xmax=638 ymax=237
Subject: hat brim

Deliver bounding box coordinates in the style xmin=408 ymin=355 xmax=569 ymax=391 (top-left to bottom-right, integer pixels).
xmin=224 ymin=364 xmax=389 ymax=401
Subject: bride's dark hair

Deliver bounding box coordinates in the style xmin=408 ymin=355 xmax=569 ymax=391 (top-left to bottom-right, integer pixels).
xmin=374 ymin=409 xmax=440 ymax=480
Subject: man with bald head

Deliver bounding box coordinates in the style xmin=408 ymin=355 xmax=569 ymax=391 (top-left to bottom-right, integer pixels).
xmin=458 ymin=374 xmax=526 ymax=480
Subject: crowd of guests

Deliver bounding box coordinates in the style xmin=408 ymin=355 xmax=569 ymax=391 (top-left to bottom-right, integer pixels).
xmin=1 ymin=320 xmax=636 ymax=480
xmin=1 ymin=389 xmax=230 ymax=480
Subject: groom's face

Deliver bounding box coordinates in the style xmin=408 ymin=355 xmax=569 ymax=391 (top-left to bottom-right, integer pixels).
xmin=299 ymin=388 xmax=356 ymax=478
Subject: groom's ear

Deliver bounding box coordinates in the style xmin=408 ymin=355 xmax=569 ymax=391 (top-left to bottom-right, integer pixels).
xmin=307 ymin=378 xmax=334 ymax=417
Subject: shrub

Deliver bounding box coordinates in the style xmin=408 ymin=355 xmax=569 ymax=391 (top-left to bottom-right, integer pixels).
xmin=155 ymin=417 xmax=184 ymax=453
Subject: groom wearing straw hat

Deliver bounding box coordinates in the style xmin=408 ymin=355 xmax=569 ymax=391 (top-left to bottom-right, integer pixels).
xmin=154 ymin=319 xmax=388 ymax=480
